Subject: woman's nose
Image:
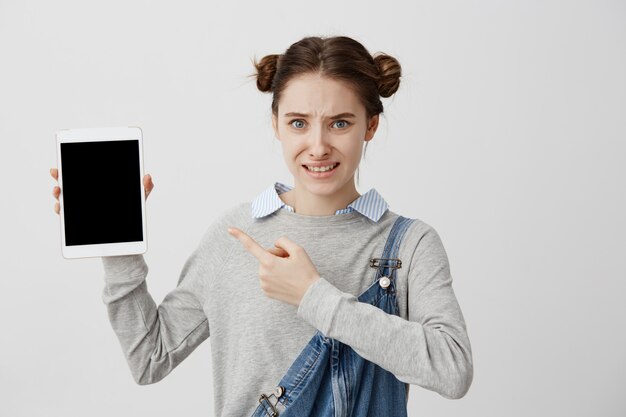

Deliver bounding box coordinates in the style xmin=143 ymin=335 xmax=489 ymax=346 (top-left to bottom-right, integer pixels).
xmin=307 ymin=126 xmax=331 ymax=157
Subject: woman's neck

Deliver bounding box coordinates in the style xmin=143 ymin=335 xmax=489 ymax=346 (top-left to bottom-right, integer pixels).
xmin=279 ymin=183 xmax=361 ymax=216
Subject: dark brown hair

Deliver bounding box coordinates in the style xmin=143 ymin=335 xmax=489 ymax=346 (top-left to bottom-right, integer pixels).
xmin=250 ymin=35 xmax=401 ymax=122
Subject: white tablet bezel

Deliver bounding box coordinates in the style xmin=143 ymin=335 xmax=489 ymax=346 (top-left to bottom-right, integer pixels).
xmin=56 ymin=126 xmax=148 ymax=259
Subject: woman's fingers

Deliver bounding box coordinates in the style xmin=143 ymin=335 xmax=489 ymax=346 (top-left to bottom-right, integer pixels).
xmin=50 ymin=167 xmax=60 ymax=215
xmin=50 ymin=168 xmax=60 ymax=200
xmin=144 ymin=174 xmax=154 ymax=199
xmin=50 ymin=168 xmax=60 ymax=199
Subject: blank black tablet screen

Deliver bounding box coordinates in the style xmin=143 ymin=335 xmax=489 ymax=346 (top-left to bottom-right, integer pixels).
xmin=60 ymin=140 xmax=143 ymax=246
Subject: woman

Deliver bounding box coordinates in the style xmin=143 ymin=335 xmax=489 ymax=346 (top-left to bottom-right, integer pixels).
xmin=50 ymin=35 xmax=473 ymax=416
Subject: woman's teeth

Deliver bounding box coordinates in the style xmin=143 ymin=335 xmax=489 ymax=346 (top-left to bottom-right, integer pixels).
xmin=305 ymin=163 xmax=338 ymax=172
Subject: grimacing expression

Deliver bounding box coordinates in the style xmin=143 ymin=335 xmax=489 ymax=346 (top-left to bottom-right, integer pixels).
xmin=272 ymin=73 xmax=379 ymax=196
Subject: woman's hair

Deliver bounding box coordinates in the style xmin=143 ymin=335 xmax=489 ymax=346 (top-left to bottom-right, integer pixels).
xmin=250 ymin=35 xmax=402 ymax=185
xmin=251 ymin=35 xmax=401 ymax=120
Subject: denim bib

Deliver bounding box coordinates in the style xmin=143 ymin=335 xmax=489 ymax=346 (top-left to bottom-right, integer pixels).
xmin=252 ymin=215 xmax=415 ymax=417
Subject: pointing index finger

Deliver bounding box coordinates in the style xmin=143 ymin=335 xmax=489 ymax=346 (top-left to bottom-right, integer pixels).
xmin=228 ymin=227 xmax=272 ymax=263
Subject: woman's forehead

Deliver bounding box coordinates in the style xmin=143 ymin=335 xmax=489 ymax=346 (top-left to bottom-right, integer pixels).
xmin=278 ymin=76 xmax=364 ymax=117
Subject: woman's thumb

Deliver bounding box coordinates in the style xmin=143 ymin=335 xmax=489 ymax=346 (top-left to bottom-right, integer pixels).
xmin=267 ymin=246 xmax=289 ymax=258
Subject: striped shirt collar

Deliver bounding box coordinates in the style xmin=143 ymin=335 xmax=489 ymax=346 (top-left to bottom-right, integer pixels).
xmin=251 ymin=182 xmax=389 ymax=222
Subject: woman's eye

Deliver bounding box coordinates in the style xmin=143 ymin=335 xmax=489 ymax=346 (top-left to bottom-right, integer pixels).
xmin=333 ymin=120 xmax=352 ymax=129
xmin=289 ymin=119 xmax=306 ymax=129
xmin=288 ymin=119 xmax=352 ymax=129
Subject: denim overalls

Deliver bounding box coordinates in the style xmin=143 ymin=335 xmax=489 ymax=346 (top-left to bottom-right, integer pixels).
xmin=251 ymin=215 xmax=416 ymax=417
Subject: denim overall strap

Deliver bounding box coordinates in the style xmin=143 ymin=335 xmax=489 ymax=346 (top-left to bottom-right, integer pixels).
xmin=252 ymin=215 xmax=416 ymax=417
xmin=372 ymin=215 xmax=414 ymax=286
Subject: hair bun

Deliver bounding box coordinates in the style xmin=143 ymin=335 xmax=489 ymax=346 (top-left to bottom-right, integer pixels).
xmin=373 ymin=53 xmax=401 ymax=98
xmin=253 ymin=54 xmax=281 ymax=93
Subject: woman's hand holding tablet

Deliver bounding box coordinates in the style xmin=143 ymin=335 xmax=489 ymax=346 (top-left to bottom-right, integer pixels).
xmin=53 ymin=127 xmax=151 ymax=259
xmin=50 ymin=169 xmax=154 ymax=214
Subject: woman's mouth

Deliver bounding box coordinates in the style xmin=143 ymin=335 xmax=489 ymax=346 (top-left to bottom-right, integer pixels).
xmin=302 ymin=162 xmax=340 ymax=178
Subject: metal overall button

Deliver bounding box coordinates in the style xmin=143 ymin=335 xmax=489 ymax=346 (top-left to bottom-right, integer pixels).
xmin=258 ymin=386 xmax=285 ymax=416
xmin=379 ymin=276 xmax=391 ymax=288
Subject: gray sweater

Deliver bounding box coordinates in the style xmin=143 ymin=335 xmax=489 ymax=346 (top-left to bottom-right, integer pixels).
xmin=101 ymin=202 xmax=473 ymax=416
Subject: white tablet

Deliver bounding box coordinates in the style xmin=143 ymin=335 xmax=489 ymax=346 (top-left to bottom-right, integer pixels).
xmin=56 ymin=127 xmax=148 ymax=259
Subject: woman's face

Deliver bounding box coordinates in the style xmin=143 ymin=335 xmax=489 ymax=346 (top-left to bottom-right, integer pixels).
xmin=272 ymin=73 xmax=379 ymax=198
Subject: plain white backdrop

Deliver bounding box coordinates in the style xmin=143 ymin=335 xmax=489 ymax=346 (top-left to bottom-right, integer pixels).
xmin=1 ymin=0 xmax=624 ymax=416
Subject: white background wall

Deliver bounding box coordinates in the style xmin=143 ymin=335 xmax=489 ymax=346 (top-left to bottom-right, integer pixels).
xmin=1 ymin=0 xmax=624 ymax=415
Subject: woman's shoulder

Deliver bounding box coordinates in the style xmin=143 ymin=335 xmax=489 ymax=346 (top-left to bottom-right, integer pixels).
xmin=383 ymin=208 xmax=438 ymax=237
xmin=383 ymin=209 xmax=448 ymax=256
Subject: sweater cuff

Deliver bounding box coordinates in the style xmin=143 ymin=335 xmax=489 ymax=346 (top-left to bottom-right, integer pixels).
xmin=297 ymin=277 xmax=347 ymax=336
xmin=101 ymin=254 xmax=147 ymax=280
xmin=100 ymin=255 xmax=149 ymax=305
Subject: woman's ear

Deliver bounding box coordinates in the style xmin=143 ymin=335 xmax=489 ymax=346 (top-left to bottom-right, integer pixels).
xmin=364 ymin=114 xmax=379 ymax=142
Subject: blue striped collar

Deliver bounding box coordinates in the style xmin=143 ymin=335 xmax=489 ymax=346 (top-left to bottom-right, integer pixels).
xmin=251 ymin=182 xmax=389 ymax=222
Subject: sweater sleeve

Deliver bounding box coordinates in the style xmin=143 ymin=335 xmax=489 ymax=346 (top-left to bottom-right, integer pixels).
xmin=101 ymin=228 xmax=216 ymax=385
xmin=296 ymin=226 xmax=473 ymax=399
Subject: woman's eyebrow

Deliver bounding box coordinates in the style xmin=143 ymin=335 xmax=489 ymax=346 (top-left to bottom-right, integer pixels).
xmin=284 ymin=112 xmax=357 ymax=120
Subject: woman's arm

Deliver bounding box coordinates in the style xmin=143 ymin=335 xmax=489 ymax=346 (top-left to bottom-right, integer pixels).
xmin=296 ymin=226 xmax=473 ymax=399
xmin=101 ymin=220 xmax=224 ymax=385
